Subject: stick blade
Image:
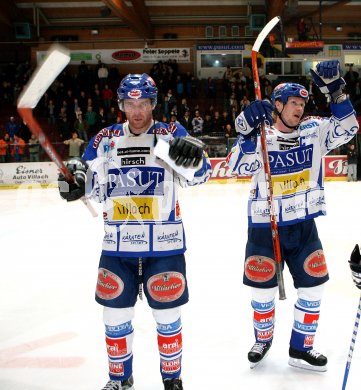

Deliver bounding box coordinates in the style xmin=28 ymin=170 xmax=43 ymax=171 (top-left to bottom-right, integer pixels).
xmin=18 ymin=44 xmax=70 ymax=109
xmin=252 ymin=16 xmax=281 ymax=53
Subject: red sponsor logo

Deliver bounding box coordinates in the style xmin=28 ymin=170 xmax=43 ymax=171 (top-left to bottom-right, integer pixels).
xmin=158 ymin=332 xmax=182 ymax=355
xmin=257 ymin=330 xmax=273 ymax=341
xmin=210 ymin=159 xmax=238 ymax=179
xmin=304 ymin=250 xmax=328 ymax=278
xmin=286 ymin=41 xmax=324 ymax=49
xmin=161 ymin=358 xmax=181 ymax=373
xmin=106 ymin=336 xmax=127 ymax=357
xmin=254 ymin=308 xmax=275 ymax=323
xmin=92 ymin=128 xmax=121 ymax=149
xmin=300 ymin=89 xmax=309 ymax=98
xmin=175 ymin=200 xmax=181 ymax=218
xmin=96 ymin=268 xmax=124 ymax=300
xmin=304 ymin=335 xmax=314 ymax=347
xmin=112 ymin=50 xmax=141 ymax=61
xmin=324 ymin=155 xmax=347 ymax=177
xmin=245 ymin=256 xmax=276 ymax=282
xmin=109 ymin=362 xmax=124 ymax=376
xmin=147 ymin=272 xmax=185 ymax=302
xmin=304 ymin=313 xmax=320 ymax=324
xmin=128 ymin=89 xmax=141 ymax=99
xmin=168 ymin=123 xmax=177 ymax=133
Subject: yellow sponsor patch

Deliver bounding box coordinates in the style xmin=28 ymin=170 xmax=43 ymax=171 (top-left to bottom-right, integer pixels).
xmin=112 ymin=197 xmax=159 ymax=221
xmin=272 ymin=171 xmax=310 ymax=196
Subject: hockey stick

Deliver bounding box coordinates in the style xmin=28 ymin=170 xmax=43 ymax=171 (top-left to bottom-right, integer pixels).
xmin=17 ymin=44 xmax=98 ymax=217
xmin=342 ymin=293 xmax=361 ymax=389
xmin=251 ymin=16 xmax=286 ymax=300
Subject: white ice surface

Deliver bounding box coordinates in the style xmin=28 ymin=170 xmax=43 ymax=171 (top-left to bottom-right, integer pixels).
xmin=1 ymin=181 xmax=360 ymax=390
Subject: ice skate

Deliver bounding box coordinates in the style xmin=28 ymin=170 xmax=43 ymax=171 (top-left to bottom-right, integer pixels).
xmin=163 ymin=378 xmax=183 ymax=390
xmin=248 ymin=342 xmax=272 ymax=368
xmin=288 ymin=347 xmax=327 ymax=372
xmin=102 ymin=375 xmax=134 ymax=390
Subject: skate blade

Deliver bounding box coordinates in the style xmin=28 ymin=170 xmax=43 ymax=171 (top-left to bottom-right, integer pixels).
xmin=250 ymin=361 xmax=261 ymax=369
xmin=249 ymin=351 xmax=270 ymax=369
xmin=288 ymin=357 xmax=327 ymax=372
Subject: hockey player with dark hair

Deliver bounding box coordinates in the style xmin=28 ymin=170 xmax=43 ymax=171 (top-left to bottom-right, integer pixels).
xmin=58 ymin=73 xmax=211 ymax=390
xmin=227 ymin=60 xmax=359 ymax=371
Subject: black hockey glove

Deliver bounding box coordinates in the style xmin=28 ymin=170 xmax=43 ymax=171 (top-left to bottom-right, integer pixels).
xmin=169 ymin=136 xmax=206 ymax=169
xmin=349 ymin=244 xmax=361 ymax=290
xmin=58 ymin=157 xmax=88 ymax=202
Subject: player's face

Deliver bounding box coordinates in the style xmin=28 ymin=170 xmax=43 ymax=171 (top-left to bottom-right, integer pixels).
xmin=123 ymin=98 xmax=153 ymax=134
xmin=279 ymin=97 xmax=306 ymax=129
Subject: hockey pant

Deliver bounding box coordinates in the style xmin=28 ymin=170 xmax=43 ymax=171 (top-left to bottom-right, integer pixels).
xmin=103 ymin=306 xmax=183 ymax=381
xmin=251 ymin=283 xmax=325 ymax=350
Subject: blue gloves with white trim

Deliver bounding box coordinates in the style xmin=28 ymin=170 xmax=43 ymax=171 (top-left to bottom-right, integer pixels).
xmin=235 ymin=100 xmax=273 ymax=138
xmin=310 ymin=60 xmax=346 ymax=103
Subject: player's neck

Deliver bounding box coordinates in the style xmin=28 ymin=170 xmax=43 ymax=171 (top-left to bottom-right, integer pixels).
xmin=274 ymin=117 xmax=296 ymax=134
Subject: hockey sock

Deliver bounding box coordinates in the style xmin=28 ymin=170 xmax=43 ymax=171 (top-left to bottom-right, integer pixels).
xmin=290 ymin=284 xmax=325 ymax=351
xmin=153 ymin=307 xmax=183 ymax=380
xmin=103 ymin=307 xmax=135 ymax=381
xmin=251 ymin=287 xmax=277 ymax=343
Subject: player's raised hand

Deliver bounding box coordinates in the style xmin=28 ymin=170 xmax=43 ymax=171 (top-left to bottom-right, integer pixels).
xmin=310 ymin=60 xmax=346 ymax=103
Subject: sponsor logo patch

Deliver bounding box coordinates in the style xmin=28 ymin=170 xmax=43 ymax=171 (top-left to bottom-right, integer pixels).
xmin=269 ymin=144 xmax=313 ymax=175
xmin=147 ymin=272 xmax=185 ymax=302
xmin=128 ymin=89 xmax=141 ymax=98
xmin=175 ymin=201 xmax=181 ymax=218
xmin=272 ymin=170 xmax=310 ymax=196
xmin=245 ymin=256 xmax=276 ymax=282
xmin=107 ymin=167 xmax=164 ymax=197
xmin=257 ymin=330 xmax=273 ymax=341
xmin=109 ymin=362 xmax=124 ymax=377
xmin=254 ymin=308 xmax=275 ymax=323
xmin=112 ymin=197 xmax=159 ymax=221
xmin=161 ymin=358 xmax=181 ymax=373
xmin=117 ymin=147 xmax=150 ymax=156
xmin=92 ymin=129 xmax=121 ymax=149
xmin=304 ymin=250 xmax=328 ymax=278
xmin=120 ymin=156 xmax=146 ymax=166
xmin=106 ymin=336 xmax=127 ymax=358
xmin=304 ymin=335 xmax=315 ymax=347
xmin=158 ymin=332 xmax=182 ymax=355
xmin=304 ymin=312 xmax=320 ymax=324
xmin=96 ymin=268 xmax=124 ymax=300
xmin=121 ymin=230 xmax=148 ymax=245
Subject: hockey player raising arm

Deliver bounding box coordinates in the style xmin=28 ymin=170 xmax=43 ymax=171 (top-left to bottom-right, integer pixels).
xmin=227 ymin=60 xmax=359 ymax=371
xmin=58 ymin=73 xmax=211 ymax=390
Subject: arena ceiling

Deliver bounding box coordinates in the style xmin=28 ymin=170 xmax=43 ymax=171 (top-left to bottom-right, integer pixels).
xmin=1 ymin=0 xmax=361 ymax=42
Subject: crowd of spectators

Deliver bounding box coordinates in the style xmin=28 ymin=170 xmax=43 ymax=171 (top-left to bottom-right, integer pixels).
xmin=0 ymin=58 xmax=359 ymax=174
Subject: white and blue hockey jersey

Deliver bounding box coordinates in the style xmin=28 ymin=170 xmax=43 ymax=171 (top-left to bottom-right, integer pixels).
xmin=83 ymin=121 xmax=211 ymax=257
xmin=227 ymin=100 xmax=359 ymax=227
